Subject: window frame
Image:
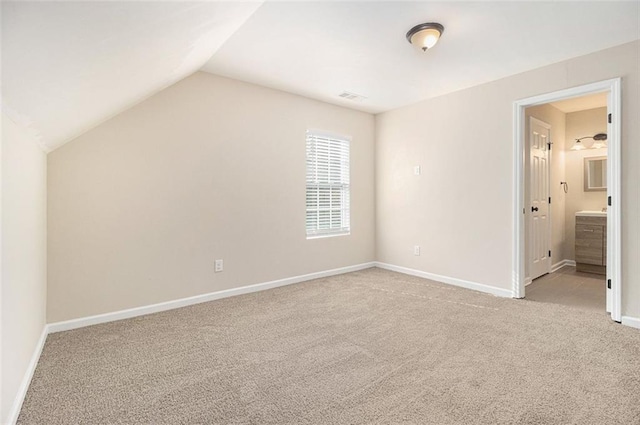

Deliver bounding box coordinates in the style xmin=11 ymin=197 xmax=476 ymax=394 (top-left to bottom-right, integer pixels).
xmin=305 ymin=129 xmax=351 ymax=239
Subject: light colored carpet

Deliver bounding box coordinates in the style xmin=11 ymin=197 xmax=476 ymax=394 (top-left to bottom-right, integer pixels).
xmin=18 ymin=268 xmax=640 ymax=424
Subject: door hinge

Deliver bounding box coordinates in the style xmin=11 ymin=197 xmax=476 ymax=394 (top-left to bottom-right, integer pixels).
xmin=608 ymin=113 xmax=612 ymax=124
xmin=548 ymin=196 xmax=551 ymax=204
xmin=607 ymin=279 xmax=612 ymax=289
xmin=549 ymin=250 xmax=551 ymax=257
xmin=547 ymin=142 xmax=552 ymax=151
xmin=608 ymin=196 xmax=612 ymax=206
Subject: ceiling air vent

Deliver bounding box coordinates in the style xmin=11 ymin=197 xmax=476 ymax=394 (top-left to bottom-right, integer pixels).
xmin=338 ymin=91 xmax=367 ymax=101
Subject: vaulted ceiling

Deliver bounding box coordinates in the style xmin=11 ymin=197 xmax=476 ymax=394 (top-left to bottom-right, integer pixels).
xmin=2 ymin=1 xmax=639 ymax=151
xmin=1 ymin=1 xmax=264 ymax=151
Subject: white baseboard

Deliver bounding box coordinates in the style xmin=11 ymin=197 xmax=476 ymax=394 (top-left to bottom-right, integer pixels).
xmin=621 ymin=316 xmax=640 ymax=330
xmin=48 ymin=262 xmax=376 ymax=334
xmin=551 ymin=259 xmax=576 ymax=273
xmin=374 ymin=262 xmax=512 ymax=298
xmin=6 ymin=326 xmax=48 ymax=425
xmin=526 ymin=260 xmax=575 ymax=286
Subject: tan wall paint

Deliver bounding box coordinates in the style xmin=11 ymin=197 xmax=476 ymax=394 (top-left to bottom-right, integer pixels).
xmin=47 ymin=72 xmax=375 ymax=323
xmin=376 ymin=41 xmax=639 ymax=317
xmin=525 ymin=104 xmax=566 ymax=275
xmin=564 ymin=107 xmax=608 ymax=261
xmin=1 ymin=113 xmax=47 ymax=423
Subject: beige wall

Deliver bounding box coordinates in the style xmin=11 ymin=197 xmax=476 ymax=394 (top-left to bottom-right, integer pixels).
xmin=376 ymin=41 xmax=639 ymax=317
xmin=1 ymin=113 xmax=47 ymax=423
xmin=564 ymin=107 xmax=608 ymax=261
xmin=525 ymin=104 xmax=566 ymax=275
xmin=47 ymin=72 xmax=375 ymax=323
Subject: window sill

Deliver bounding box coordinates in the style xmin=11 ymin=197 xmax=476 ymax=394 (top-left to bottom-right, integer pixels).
xmin=306 ymin=232 xmax=350 ymax=240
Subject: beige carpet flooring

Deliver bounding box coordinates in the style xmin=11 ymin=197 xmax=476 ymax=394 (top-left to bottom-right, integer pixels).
xmin=18 ymin=268 xmax=640 ymax=424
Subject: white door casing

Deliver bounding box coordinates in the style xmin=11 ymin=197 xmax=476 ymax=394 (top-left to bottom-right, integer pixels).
xmin=605 ymin=89 xmax=617 ymax=315
xmin=529 ymin=117 xmax=551 ymax=280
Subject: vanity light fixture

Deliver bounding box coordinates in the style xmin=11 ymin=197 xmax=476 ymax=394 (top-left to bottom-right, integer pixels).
xmin=570 ymin=139 xmax=586 ymax=151
xmin=571 ymin=133 xmax=607 ymax=150
xmin=406 ymin=22 xmax=444 ymax=51
xmin=591 ymin=133 xmax=608 ymax=149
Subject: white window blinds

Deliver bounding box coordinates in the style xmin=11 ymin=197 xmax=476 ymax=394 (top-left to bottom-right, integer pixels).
xmin=305 ymin=130 xmax=350 ymax=238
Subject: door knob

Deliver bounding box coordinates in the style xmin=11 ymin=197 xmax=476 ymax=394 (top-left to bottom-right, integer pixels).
xmin=531 ymin=206 xmax=539 ymax=212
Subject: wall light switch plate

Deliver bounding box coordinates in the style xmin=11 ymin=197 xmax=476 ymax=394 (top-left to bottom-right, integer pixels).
xmin=414 ymin=166 xmax=421 ymax=175
xmin=414 ymin=246 xmax=420 ymax=256
xmin=215 ymin=259 xmax=224 ymax=272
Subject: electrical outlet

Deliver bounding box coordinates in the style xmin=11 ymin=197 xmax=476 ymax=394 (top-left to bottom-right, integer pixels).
xmin=215 ymin=259 xmax=224 ymax=272
xmin=414 ymin=245 xmax=420 ymax=256
xmin=414 ymin=165 xmax=421 ymax=175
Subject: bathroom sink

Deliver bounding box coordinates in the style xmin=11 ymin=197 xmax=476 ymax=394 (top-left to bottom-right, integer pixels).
xmin=576 ymin=210 xmax=607 ymax=217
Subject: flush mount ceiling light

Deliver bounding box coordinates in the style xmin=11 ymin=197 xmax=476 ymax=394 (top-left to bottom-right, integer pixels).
xmin=571 ymin=133 xmax=608 ymax=150
xmin=406 ymin=22 xmax=444 ymax=51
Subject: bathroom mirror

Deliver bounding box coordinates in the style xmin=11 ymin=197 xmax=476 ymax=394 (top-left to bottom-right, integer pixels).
xmin=584 ymin=156 xmax=607 ymax=191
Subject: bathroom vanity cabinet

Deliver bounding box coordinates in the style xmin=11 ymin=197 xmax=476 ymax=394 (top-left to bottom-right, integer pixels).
xmin=575 ymin=214 xmax=606 ymax=275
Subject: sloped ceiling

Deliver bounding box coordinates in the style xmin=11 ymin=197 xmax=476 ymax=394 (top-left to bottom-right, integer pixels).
xmin=1 ymin=1 xmax=263 ymax=151
xmin=2 ymin=1 xmax=639 ymax=151
xmin=202 ymin=1 xmax=640 ymax=114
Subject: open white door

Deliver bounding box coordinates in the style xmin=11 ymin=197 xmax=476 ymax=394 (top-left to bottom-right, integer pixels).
xmin=529 ymin=117 xmax=551 ymax=280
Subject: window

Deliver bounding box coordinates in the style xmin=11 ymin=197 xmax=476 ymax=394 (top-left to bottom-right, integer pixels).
xmin=305 ymin=130 xmax=350 ymax=238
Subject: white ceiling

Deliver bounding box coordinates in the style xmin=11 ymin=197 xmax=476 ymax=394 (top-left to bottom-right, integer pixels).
xmin=1 ymin=1 xmax=263 ymax=151
xmin=2 ymin=1 xmax=639 ymax=151
xmin=203 ymin=1 xmax=639 ymax=114
xmin=550 ymin=93 xmax=608 ymax=113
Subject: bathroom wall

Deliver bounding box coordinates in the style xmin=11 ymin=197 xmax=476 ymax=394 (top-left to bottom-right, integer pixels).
xmin=564 ymin=107 xmax=608 ymax=260
xmin=524 ymin=104 xmax=566 ymax=276
xmin=523 ymin=104 xmax=608 ymax=268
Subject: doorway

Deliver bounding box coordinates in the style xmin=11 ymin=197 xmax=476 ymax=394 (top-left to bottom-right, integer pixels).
xmin=513 ymin=79 xmax=621 ymax=322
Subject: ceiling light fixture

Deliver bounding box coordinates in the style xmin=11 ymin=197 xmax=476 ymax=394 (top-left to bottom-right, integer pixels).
xmin=406 ymin=22 xmax=444 ymax=51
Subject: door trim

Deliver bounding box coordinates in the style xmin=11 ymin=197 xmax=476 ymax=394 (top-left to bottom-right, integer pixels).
xmin=512 ymin=78 xmax=622 ymax=322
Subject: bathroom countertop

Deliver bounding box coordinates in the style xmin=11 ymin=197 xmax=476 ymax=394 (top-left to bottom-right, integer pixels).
xmin=575 ymin=210 xmax=607 ymax=217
